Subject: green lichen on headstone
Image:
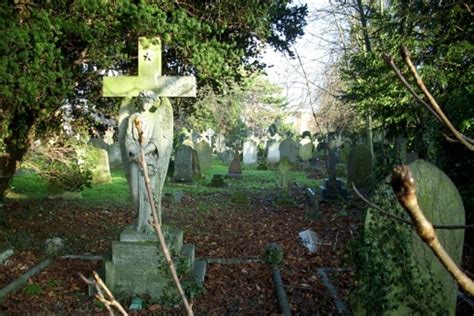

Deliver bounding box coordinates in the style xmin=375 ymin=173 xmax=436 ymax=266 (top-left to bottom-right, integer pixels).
xmin=353 ymin=160 xmax=465 ymax=315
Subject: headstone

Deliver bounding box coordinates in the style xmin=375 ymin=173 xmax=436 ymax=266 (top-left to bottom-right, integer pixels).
xmin=208 ymin=174 xmax=226 ymax=187
xmin=319 ymin=136 xmax=348 ymax=199
xmin=347 ymin=145 xmax=373 ymax=189
xmin=266 ymin=140 xmax=281 ymax=165
xmin=243 ymin=139 xmax=258 ymax=165
xmin=215 ymin=133 xmax=226 ymax=152
xmin=279 ymin=157 xmax=291 ymax=193
xmin=88 ymin=146 xmax=112 ymax=184
xmin=107 ymin=143 xmax=122 ymax=169
xmin=195 ymin=140 xmax=212 ymax=171
xmin=102 ymin=37 xmax=204 ymax=301
xmin=174 ymin=144 xmax=196 ymax=183
xmin=227 ymin=153 xmax=242 ymax=178
xmin=219 ymin=149 xmax=234 ymax=165
xmin=279 ymin=139 xmax=298 ymax=164
xmin=340 ymin=139 xmax=352 ymax=163
xmin=356 ymin=160 xmax=465 ymax=315
xmin=298 ymin=137 xmax=313 ymax=161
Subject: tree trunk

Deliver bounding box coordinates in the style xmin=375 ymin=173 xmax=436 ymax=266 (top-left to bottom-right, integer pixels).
xmin=0 ymin=114 xmax=36 ymax=203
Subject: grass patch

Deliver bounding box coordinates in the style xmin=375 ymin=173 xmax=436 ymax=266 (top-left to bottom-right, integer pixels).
xmin=7 ymin=158 xmax=321 ymax=206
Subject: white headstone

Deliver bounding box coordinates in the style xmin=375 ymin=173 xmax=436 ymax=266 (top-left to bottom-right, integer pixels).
xmin=243 ymin=139 xmax=258 ymax=165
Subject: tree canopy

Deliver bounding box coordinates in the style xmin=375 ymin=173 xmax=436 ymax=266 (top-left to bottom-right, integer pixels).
xmin=0 ymin=0 xmax=307 ymax=199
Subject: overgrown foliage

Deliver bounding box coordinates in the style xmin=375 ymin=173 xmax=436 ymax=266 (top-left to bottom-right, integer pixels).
xmin=0 ymin=0 xmax=307 ymax=200
xmin=350 ymin=185 xmax=444 ymax=314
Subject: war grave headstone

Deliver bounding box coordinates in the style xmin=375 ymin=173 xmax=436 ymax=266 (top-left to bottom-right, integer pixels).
xmin=346 ymin=145 xmax=373 ymax=190
xmin=243 ymin=139 xmax=258 ymax=165
xmin=227 ymin=152 xmax=242 ymax=178
xmin=319 ymin=136 xmax=348 ymax=200
xmin=195 ymin=140 xmax=212 ymax=171
xmin=355 ymin=160 xmax=465 ymax=315
xmin=298 ymin=137 xmax=313 ymax=161
xmin=102 ymin=37 xmax=205 ymax=301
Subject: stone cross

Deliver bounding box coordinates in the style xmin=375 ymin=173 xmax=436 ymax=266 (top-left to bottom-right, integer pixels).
xmin=102 ymin=37 xmax=196 ymax=232
xmin=103 ymin=37 xmax=196 ymax=98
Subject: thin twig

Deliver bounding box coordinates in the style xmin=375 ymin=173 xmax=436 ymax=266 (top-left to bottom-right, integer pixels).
xmin=382 ymin=54 xmax=443 ymax=122
xmin=78 ymin=271 xmax=128 ymax=316
xmin=134 ymin=118 xmax=194 ymax=316
xmin=352 ymin=183 xmax=474 ymax=230
xmin=399 ymin=47 xmax=474 ymax=151
xmin=391 ymin=165 xmax=474 ymax=296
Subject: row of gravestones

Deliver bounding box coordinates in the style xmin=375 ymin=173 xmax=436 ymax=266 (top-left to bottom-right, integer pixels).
xmin=241 ymin=136 xmax=315 ymax=167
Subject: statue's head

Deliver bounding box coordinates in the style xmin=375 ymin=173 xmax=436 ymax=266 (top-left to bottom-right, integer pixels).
xmin=137 ymin=91 xmax=159 ymax=111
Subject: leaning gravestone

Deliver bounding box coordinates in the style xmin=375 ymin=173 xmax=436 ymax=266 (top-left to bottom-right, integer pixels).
xmin=195 ymin=140 xmax=212 ymax=171
xmin=102 ymin=37 xmax=205 ymax=301
xmin=279 ymin=139 xmax=298 ymax=164
xmin=298 ymin=137 xmax=313 ymax=161
xmin=355 ymin=160 xmax=465 ymax=315
xmin=87 ymin=146 xmax=112 ymax=184
xmin=347 ymin=145 xmax=372 ymax=189
xmin=243 ymin=139 xmax=258 ymax=165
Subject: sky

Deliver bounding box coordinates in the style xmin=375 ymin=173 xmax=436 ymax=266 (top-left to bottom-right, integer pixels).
xmin=261 ymin=0 xmax=343 ymax=112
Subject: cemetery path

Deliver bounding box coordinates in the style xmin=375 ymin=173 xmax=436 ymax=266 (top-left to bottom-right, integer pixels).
xmin=0 ymin=193 xmax=472 ymax=314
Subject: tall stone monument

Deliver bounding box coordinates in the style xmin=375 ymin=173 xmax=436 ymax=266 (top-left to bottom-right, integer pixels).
xmin=102 ymin=37 xmax=205 ymax=301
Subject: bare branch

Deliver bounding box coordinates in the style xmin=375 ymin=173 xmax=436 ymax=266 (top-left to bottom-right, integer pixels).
xmin=399 ymin=47 xmax=474 ymax=151
xmin=391 ymin=165 xmax=474 ymax=296
xmin=352 ymin=183 xmax=474 ymax=230
xmin=78 ymin=271 xmax=128 ymax=316
xmin=134 ymin=118 xmax=194 ymax=316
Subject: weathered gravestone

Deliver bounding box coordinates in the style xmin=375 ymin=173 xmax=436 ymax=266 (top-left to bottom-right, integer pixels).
xmin=298 ymin=137 xmax=313 ymax=161
xmin=107 ymin=142 xmax=122 ymax=169
xmin=347 ymin=145 xmax=373 ymax=189
xmin=266 ymin=139 xmax=281 ymax=165
xmin=102 ymin=37 xmax=205 ymax=301
xmin=243 ymin=139 xmax=258 ymax=165
xmin=195 ymin=140 xmax=212 ymax=171
xmin=219 ymin=149 xmax=234 ymax=165
xmin=279 ymin=139 xmax=298 ymax=164
xmin=173 ymin=144 xmax=201 ymax=183
xmin=87 ymin=146 xmax=112 ymax=184
xmin=319 ymin=136 xmax=348 ymax=199
xmin=339 ymin=139 xmax=352 ymax=163
xmin=227 ymin=152 xmax=242 ymax=178
xmin=355 ymin=160 xmax=465 ymax=315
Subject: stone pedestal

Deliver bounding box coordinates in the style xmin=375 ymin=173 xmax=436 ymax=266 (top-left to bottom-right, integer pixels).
xmin=319 ymin=177 xmax=348 ymax=200
xmin=104 ymin=226 xmax=206 ymax=301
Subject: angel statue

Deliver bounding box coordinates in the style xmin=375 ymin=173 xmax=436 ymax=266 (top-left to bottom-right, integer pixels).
xmin=122 ymin=91 xmax=173 ymax=234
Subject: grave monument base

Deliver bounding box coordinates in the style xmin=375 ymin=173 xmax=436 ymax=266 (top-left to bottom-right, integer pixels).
xmin=104 ymin=226 xmax=206 ymax=301
xmin=319 ymin=177 xmax=348 ymax=200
